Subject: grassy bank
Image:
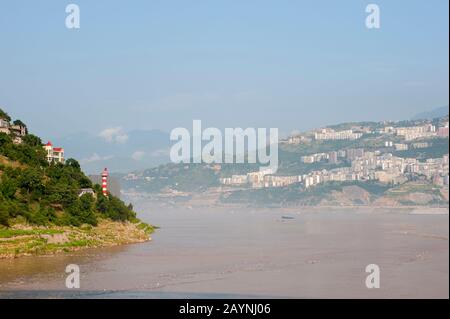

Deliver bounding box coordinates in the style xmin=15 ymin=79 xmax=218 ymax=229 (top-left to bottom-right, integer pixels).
xmin=0 ymin=219 xmax=155 ymax=259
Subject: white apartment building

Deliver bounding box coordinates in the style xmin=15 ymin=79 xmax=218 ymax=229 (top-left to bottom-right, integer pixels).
xmin=315 ymin=129 xmax=363 ymax=141
xmin=395 ymin=143 xmax=409 ymax=151
xmin=395 ymin=124 xmax=437 ymax=141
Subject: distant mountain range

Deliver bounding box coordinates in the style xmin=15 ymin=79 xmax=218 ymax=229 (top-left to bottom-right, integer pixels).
xmin=412 ymin=106 xmax=449 ymax=120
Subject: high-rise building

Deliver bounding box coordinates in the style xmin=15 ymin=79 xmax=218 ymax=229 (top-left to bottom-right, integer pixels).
xmin=328 ymin=151 xmax=338 ymax=164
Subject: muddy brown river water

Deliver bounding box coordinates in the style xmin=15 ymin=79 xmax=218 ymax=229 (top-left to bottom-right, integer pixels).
xmin=0 ymin=202 xmax=448 ymax=298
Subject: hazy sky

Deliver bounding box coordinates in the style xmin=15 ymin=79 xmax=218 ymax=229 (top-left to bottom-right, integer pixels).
xmin=0 ymin=0 xmax=448 ymax=140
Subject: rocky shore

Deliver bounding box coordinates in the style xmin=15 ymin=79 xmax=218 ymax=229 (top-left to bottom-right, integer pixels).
xmin=0 ymin=219 xmax=155 ymax=259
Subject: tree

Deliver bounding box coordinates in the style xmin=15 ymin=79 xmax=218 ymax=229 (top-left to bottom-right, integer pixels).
xmin=65 ymin=158 xmax=81 ymax=170
xmin=79 ymin=193 xmax=94 ymax=211
xmin=107 ymin=196 xmax=136 ymax=221
xmin=45 ymin=180 xmax=78 ymax=207
xmin=69 ymin=195 xmax=97 ymax=226
xmin=0 ymin=176 xmax=18 ymax=199
xmin=79 ymin=194 xmax=97 ymax=227
xmin=0 ymin=132 xmax=12 ymax=148
xmin=95 ymin=194 xmax=109 ymax=214
xmin=26 ymin=205 xmax=56 ymax=226
xmin=0 ymin=200 xmax=10 ymax=226
xmin=78 ymin=176 xmax=93 ymax=188
xmin=0 ymin=108 xmax=11 ymax=122
xmin=19 ymin=167 xmax=43 ymax=195
xmin=13 ymin=119 xmax=26 ymax=127
xmin=22 ymin=134 xmax=41 ymax=147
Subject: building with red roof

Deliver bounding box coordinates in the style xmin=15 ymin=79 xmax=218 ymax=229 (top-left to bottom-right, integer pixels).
xmin=43 ymin=141 xmax=65 ymax=164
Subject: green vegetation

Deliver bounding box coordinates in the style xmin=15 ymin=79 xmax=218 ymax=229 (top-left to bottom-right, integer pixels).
xmin=221 ymin=181 xmax=391 ymax=206
xmin=393 ymin=137 xmax=449 ymax=159
xmin=280 ymin=134 xmax=390 ymax=157
xmin=123 ymin=163 xmax=220 ymax=193
xmin=0 ymin=219 xmax=154 ymax=258
xmin=0 ymin=228 xmax=63 ymax=239
xmin=326 ymin=121 xmax=384 ymax=131
xmin=0 ymin=109 xmax=138 ymax=228
xmin=0 ymin=107 xmax=11 ymax=121
xmin=385 ymin=182 xmax=442 ymax=197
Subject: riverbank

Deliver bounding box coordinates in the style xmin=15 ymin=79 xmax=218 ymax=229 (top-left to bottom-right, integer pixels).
xmin=122 ymin=185 xmax=449 ymax=210
xmin=0 ymin=219 xmax=155 ymax=259
xmin=122 ymin=192 xmax=449 ymax=214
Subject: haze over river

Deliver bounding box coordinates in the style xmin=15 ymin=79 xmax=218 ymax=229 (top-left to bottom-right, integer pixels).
xmin=0 ymin=200 xmax=448 ymax=298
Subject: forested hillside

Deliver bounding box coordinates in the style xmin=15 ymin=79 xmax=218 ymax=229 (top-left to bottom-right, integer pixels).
xmin=0 ymin=108 xmax=137 ymax=227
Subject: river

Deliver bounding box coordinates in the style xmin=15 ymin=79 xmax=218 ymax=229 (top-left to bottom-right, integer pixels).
xmin=0 ymin=201 xmax=448 ymax=298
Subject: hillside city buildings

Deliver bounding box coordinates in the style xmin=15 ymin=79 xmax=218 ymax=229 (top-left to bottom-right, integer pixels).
xmin=220 ymin=152 xmax=449 ymax=189
xmin=284 ymin=121 xmax=449 ymax=145
xmin=221 ymin=119 xmax=450 ymax=190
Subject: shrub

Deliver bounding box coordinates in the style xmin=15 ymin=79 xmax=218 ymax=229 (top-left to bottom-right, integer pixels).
xmin=0 ymin=202 xmax=9 ymax=226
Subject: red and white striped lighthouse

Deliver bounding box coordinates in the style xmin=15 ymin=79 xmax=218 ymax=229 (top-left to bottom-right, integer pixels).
xmin=101 ymin=168 xmax=108 ymax=197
